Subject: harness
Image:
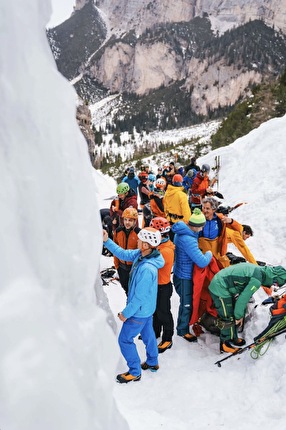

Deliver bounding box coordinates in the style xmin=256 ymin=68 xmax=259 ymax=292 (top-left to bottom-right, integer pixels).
xmin=166 ymin=211 xmax=184 ymax=221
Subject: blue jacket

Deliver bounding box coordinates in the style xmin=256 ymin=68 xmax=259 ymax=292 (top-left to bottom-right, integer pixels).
xmin=172 ymin=221 xmax=212 ymax=279
xmin=199 ymin=214 xmax=222 ymax=240
xmin=104 ymin=239 xmax=165 ymax=318
xmin=182 ymin=169 xmax=196 ymax=191
xmin=123 ymin=174 xmax=141 ymax=195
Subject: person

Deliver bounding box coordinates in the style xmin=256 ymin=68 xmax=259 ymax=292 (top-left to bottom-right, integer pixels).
xmin=113 ymin=208 xmax=141 ymax=295
xmin=122 ymin=167 xmax=141 ymax=195
xmin=150 ymin=217 xmax=175 ymax=353
xmin=171 ymin=209 xmax=212 ymax=342
xmin=102 ymin=227 xmax=164 ymax=383
xmin=226 ymin=224 xmax=257 ymax=264
xmin=148 ymin=178 xmax=166 ymax=218
xmin=109 ymin=182 xmax=138 ymax=230
xmin=138 ymin=171 xmax=150 ymax=209
xmin=164 ymin=174 xmax=191 ymax=231
xmin=190 ymin=164 xmax=216 ymax=209
xmin=138 ymin=171 xmax=153 ymax=227
xmin=163 ymin=161 xmax=176 ymax=186
xmin=199 ymin=197 xmax=241 ymax=269
xmin=208 ymin=263 xmax=286 ymax=353
xmin=156 ymin=166 xmax=163 ymax=179
xmin=148 ymin=173 xmax=157 ymax=192
xmin=184 ymin=156 xmax=200 ymax=174
xmin=182 ymin=168 xmax=196 ymax=194
xmin=100 ymin=208 xmax=113 ymax=256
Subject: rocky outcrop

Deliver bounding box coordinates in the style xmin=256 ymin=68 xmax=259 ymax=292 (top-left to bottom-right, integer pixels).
xmin=94 ymin=0 xmax=286 ymax=36
xmin=76 ymin=99 xmax=96 ymax=165
xmin=56 ymin=1 xmax=286 ymax=126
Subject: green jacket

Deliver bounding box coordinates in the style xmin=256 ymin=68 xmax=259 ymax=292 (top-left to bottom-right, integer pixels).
xmin=208 ymin=263 xmax=274 ymax=320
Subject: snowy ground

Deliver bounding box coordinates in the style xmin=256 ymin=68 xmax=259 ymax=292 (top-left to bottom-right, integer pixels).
xmin=97 ymin=115 xmax=286 ymax=430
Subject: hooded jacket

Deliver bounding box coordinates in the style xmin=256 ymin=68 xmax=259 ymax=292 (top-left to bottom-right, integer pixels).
xmin=226 ymin=226 xmax=257 ymax=264
xmin=164 ymin=184 xmax=191 ymax=224
xmin=172 ymin=221 xmax=212 ymax=279
xmin=208 ymin=262 xmax=278 ymax=320
xmin=103 ymin=239 xmax=164 ymax=318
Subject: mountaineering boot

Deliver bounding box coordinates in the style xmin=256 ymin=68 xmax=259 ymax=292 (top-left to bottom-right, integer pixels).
xmin=220 ymin=340 xmax=241 ymax=354
xmin=231 ymin=338 xmax=246 ymax=346
xmin=183 ymin=333 xmax=198 ymax=343
xmin=116 ymin=372 xmax=141 ymax=383
xmin=158 ymin=340 xmax=173 ymax=353
xmin=141 ymin=362 xmax=159 ymax=372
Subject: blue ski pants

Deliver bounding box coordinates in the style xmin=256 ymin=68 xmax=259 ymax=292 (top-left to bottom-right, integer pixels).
xmin=118 ymin=315 xmax=158 ymax=376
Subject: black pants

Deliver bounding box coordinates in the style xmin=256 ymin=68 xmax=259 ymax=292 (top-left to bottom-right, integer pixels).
xmin=117 ymin=265 xmax=132 ymax=295
xmin=153 ymin=282 xmax=174 ymax=342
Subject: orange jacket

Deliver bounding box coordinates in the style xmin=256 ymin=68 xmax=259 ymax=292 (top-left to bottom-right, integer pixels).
xmin=226 ymin=225 xmax=257 ymax=264
xmin=157 ymin=239 xmax=175 ymax=285
xmin=149 ymin=193 xmax=166 ymax=218
xmin=113 ymin=226 xmax=140 ymax=269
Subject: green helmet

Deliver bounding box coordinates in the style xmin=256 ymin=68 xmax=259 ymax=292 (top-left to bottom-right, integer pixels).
xmin=116 ymin=182 xmax=130 ymax=195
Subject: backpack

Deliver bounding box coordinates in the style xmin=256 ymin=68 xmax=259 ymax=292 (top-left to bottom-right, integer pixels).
xmin=254 ymin=294 xmax=286 ymax=341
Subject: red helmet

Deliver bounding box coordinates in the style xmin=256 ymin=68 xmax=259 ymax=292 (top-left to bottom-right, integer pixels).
xmin=150 ymin=217 xmax=171 ymax=234
xmin=172 ymin=174 xmax=183 ymax=185
xmin=139 ymin=171 xmax=148 ymax=181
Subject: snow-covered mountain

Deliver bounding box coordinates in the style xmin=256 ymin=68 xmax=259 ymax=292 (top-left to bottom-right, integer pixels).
xmin=47 ymin=0 xmax=286 ymax=132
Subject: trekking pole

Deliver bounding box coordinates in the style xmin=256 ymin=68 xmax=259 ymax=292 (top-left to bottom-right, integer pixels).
xmin=214 ymin=326 xmax=286 ymax=367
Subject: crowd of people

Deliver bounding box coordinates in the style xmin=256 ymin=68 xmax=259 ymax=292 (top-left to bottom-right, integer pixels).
xmin=101 ymin=158 xmax=286 ymax=383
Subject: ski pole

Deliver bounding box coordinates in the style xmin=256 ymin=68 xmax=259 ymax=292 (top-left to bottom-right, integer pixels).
xmin=214 ymin=327 xmax=286 ymax=367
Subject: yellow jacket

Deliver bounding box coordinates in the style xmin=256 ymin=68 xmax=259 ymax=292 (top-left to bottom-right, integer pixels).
xmin=226 ymin=226 xmax=257 ymax=264
xmin=164 ymin=184 xmax=191 ymax=224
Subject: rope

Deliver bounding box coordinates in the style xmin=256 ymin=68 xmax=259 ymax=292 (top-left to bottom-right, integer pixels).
xmin=250 ymin=317 xmax=286 ymax=359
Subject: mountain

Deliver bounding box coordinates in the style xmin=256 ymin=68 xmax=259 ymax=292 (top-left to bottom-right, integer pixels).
xmin=47 ymin=0 xmax=286 ymax=133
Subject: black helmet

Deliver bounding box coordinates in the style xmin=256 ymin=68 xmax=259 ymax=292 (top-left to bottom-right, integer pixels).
xmin=201 ymin=164 xmax=210 ymax=173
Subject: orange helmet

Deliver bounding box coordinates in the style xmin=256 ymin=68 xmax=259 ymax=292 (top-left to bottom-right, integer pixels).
xmin=150 ymin=217 xmax=171 ymax=234
xmin=122 ymin=207 xmax=138 ymax=219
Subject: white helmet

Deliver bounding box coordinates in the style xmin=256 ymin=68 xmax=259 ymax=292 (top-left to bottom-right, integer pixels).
xmin=138 ymin=227 xmax=161 ymax=247
xmin=155 ymin=177 xmax=166 ymax=189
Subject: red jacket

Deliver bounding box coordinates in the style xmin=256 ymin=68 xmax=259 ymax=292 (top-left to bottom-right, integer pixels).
xmin=191 ymin=172 xmax=210 ymax=205
xmin=110 ymin=189 xmax=138 ymax=228
xmin=189 ymin=257 xmax=220 ymax=326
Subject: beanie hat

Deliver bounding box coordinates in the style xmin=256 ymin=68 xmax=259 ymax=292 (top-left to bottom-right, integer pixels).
xmin=268 ymin=266 xmax=286 ymax=286
xmin=188 ymin=208 xmax=206 ymax=227
xmin=172 ymin=174 xmax=183 ymax=186
xmin=187 ymin=169 xmax=194 ymax=178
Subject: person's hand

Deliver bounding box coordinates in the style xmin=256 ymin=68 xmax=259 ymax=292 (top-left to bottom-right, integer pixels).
xmin=103 ymin=229 xmax=108 ymax=243
xmin=111 ymin=205 xmax=116 ymax=212
xmin=118 ymin=312 xmax=127 ymax=322
xmin=235 ymin=317 xmax=244 ymax=328
xmin=221 ymin=215 xmax=232 ymax=224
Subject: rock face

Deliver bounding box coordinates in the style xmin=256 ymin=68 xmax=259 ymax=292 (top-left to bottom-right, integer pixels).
xmin=51 ymin=0 xmax=286 ymax=128
xmin=94 ymin=0 xmax=286 ymax=36
xmin=76 ymin=99 xmax=96 ymax=165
